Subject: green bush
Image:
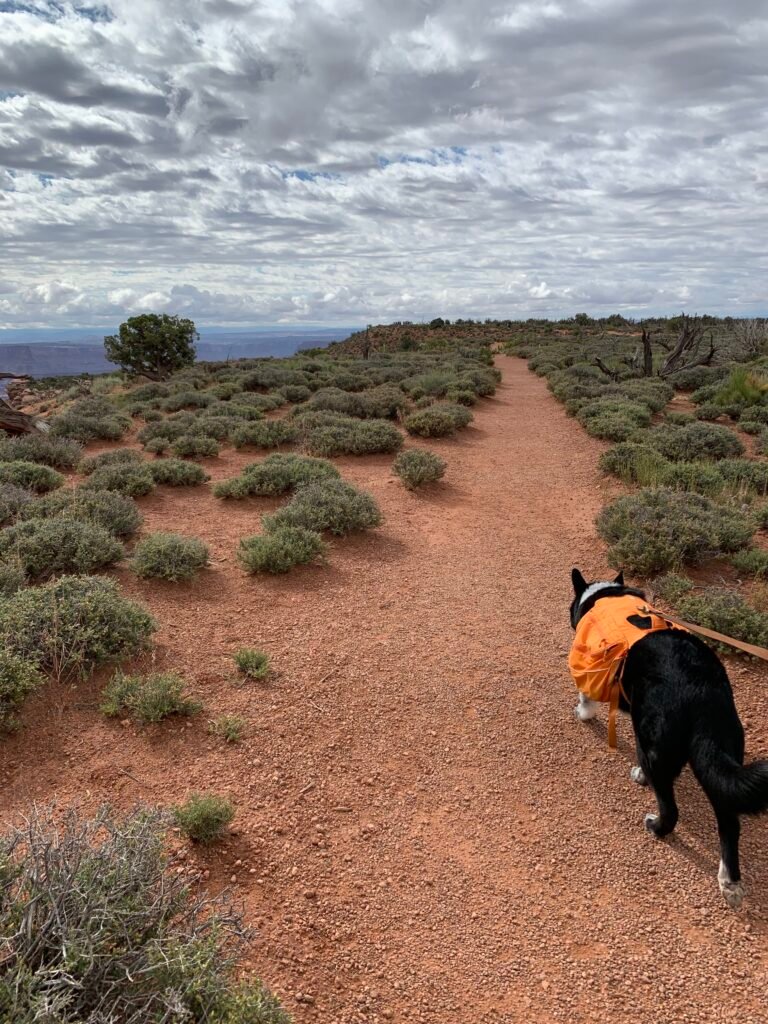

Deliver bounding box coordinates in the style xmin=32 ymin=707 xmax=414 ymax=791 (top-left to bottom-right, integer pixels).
xmin=598 ymin=443 xmax=671 ymax=486
xmin=170 ymin=434 xmax=220 ymax=459
xmin=132 ymin=532 xmax=209 ymax=582
xmin=233 ymin=647 xmax=271 ymax=679
xmin=0 ymin=575 xmax=155 ymax=680
xmin=665 ymin=411 xmax=695 ymax=426
xmin=714 ymin=367 xmax=768 ymax=408
xmin=645 ymin=422 xmax=745 ymax=462
xmin=738 ymin=405 xmax=768 ymax=424
xmin=213 ymin=453 xmax=340 ymax=499
xmin=209 ymin=714 xmax=246 ymax=743
xmin=597 ymin=488 xmax=754 ymax=575
xmin=0 ymin=483 xmax=34 ymax=525
xmin=393 ymin=449 xmax=447 ymax=489
xmin=137 ymin=420 xmax=187 ymax=446
xmin=79 ymin=448 xmax=145 ymax=475
xmin=730 ymin=548 xmax=768 ymax=579
xmin=148 ymin=458 xmax=209 ymax=486
xmin=279 ymin=384 xmax=312 ymax=403
xmin=740 ymin=420 xmax=763 ymax=435
xmin=576 ymin=398 xmax=652 ymax=441
xmin=404 ymin=403 xmax=473 ymax=438
xmin=266 ymin=479 xmax=381 ymax=536
xmin=238 ymin=526 xmax=326 ymax=574
xmin=652 ymin=571 xmax=694 ymax=605
xmin=80 ymin=462 xmax=155 ymax=497
xmin=101 ymin=670 xmax=201 ymax=723
xmin=662 ymin=461 xmax=725 ymax=496
xmin=0 ymin=652 xmax=43 ymax=730
xmin=696 ymin=402 xmax=724 ymax=421
xmin=617 ymin=378 xmax=674 ymax=413
xmin=161 ymin=390 xmax=214 ymax=412
xmin=174 ymin=792 xmax=235 ymax=844
xmin=231 ymin=420 xmax=299 ymax=449
xmin=304 ymin=416 xmax=404 ymax=456
xmin=674 ymin=587 xmax=768 ymax=649
xmin=49 ymin=396 xmax=131 ymax=443
xmin=0 ymin=558 xmax=25 ymax=597
xmin=717 ymin=459 xmax=768 ymax=496
xmin=0 ymin=519 xmax=124 ymax=580
xmin=0 ymin=461 xmax=63 ymax=493
xmin=20 ymin=488 xmax=142 ymax=538
xmin=105 ymin=312 xmax=198 ymax=378
xmin=144 ymin=436 xmax=171 ymax=455
xmin=0 ymin=434 xmax=82 ymax=469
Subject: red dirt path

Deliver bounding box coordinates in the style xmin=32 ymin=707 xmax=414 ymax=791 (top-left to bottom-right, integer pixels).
xmin=3 ymin=355 xmax=768 ymax=1023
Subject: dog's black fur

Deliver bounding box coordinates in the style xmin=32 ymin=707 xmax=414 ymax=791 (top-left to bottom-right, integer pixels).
xmin=571 ymin=568 xmax=768 ymax=908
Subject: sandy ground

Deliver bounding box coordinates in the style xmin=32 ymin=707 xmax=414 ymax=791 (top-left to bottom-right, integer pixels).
xmin=2 ymin=355 xmax=768 ymax=1023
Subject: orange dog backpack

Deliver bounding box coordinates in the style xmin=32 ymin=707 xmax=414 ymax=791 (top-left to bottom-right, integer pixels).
xmin=568 ymin=594 xmax=685 ymax=747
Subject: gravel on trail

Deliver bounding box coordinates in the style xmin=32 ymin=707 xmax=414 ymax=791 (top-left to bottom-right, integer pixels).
xmin=1 ymin=355 xmax=767 ymax=1023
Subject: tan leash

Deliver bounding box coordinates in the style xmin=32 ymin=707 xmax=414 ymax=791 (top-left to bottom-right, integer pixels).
xmin=642 ymin=606 xmax=768 ymax=662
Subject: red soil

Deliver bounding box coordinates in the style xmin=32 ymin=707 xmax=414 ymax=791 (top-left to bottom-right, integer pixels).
xmin=2 ymin=356 xmax=768 ymax=1023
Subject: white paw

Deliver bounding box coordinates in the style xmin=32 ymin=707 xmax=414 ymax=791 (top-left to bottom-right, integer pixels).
xmin=644 ymin=813 xmax=659 ymax=833
xmin=630 ymin=766 xmax=647 ymax=786
xmin=718 ymin=861 xmax=745 ymax=910
xmin=575 ymin=698 xmax=598 ymax=721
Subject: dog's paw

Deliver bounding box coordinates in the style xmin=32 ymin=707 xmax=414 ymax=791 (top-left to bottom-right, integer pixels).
xmin=630 ymin=766 xmax=647 ymax=786
xmin=719 ymin=879 xmax=745 ymax=910
xmin=644 ymin=813 xmax=661 ymax=835
xmin=574 ymin=699 xmax=598 ymax=722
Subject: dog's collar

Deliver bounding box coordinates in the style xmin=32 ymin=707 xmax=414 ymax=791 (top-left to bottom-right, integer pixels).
xmin=578 ymin=582 xmax=622 ymax=611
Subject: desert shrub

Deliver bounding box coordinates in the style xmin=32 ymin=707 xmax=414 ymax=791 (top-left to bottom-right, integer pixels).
xmin=596 ymin=488 xmax=753 ymax=575
xmin=393 ymin=449 xmax=447 ymax=489
xmin=79 ymin=447 xmax=145 ymax=475
xmin=145 ymin=436 xmax=171 ymax=455
xmin=738 ymin=405 xmax=768 ymax=424
xmin=214 ymin=453 xmax=339 ymax=499
xmin=717 ymin=459 xmax=768 ymax=496
xmin=662 ymin=461 xmax=725 ymax=496
xmin=132 ymin=532 xmax=209 ymax=582
xmin=220 ymin=403 xmax=266 ymax=421
xmin=170 ymin=434 xmax=220 ymax=458
xmin=0 ymin=558 xmax=25 ymax=597
xmin=148 ymin=458 xmax=209 ymax=486
xmin=101 ymin=670 xmax=201 ymax=723
xmin=668 ymin=364 xmax=728 ymax=390
xmin=129 ymin=382 xmax=171 ymax=401
xmin=49 ymin=396 xmax=131 ymax=443
xmin=174 ymin=793 xmax=235 ymax=844
xmin=266 ymin=479 xmax=381 ymax=536
xmin=80 ymin=463 xmax=155 ymax=497
xmin=210 ymin=381 xmax=243 ymax=400
xmin=730 ymin=548 xmax=768 ymax=579
xmin=141 ymin=408 xmax=163 ymax=422
xmin=696 ymin=403 xmax=724 ymax=421
xmin=279 ymin=384 xmax=312 ymax=403
xmin=644 ymin=422 xmax=745 ymax=461
xmin=0 ymin=519 xmax=124 ymax=580
xmin=0 ymin=575 xmax=155 ymax=680
xmin=20 ymin=488 xmax=142 ymax=538
xmin=714 ymin=367 xmax=768 ymax=408
xmin=233 ymin=647 xmax=270 ymax=679
xmin=184 ymin=416 xmax=232 ymax=442
xmin=238 ymin=526 xmax=326 ymax=574
xmin=137 ymin=420 xmax=188 ymax=446
xmin=576 ymin=398 xmax=652 ymax=440
xmin=297 ymin=412 xmax=404 ymax=456
xmin=162 ymin=390 xmax=214 ymax=412
xmin=0 ymin=434 xmax=81 ymax=469
xmin=617 ymin=378 xmax=674 ymax=412
xmin=756 ymin=429 xmax=768 ymax=457
xmin=665 ymin=411 xmax=695 ymax=426
xmin=232 ymin=391 xmax=285 ymax=412
xmin=0 ymin=652 xmax=42 ymax=730
xmin=674 ymin=588 xmax=768 ymax=649
xmin=209 ymin=714 xmax=246 ymax=743
xmin=231 ymin=420 xmax=299 ymax=450
xmin=404 ymin=402 xmax=473 ymax=437
xmin=0 ymin=483 xmax=34 ymax=525
xmin=301 ymin=384 xmax=406 ymax=419
xmin=446 ymin=387 xmax=477 ymax=406
xmin=598 ymin=443 xmax=671 ymax=486
xmin=0 ymin=461 xmax=63 ymax=493
xmin=740 ymin=420 xmax=763 ymax=435
xmin=652 ymin=571 xmax=694 ymax=605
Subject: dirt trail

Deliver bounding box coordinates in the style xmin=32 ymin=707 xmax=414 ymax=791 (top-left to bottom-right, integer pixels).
xmin=3 ymin=355 xmax=768 ymax=1023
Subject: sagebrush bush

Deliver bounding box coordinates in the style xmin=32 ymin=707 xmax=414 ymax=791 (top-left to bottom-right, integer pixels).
xmin=209 ymin=714 xmax=246 ymax=743
xmin=101 ymin=670 xmax=201 ymax=723
xmin=730 ymin=548 xmax=768 ymax=579
xmin=696 ymin=402 xmax=724 ymax=422
xmin=740 ymin=420 xmax=763 ymax=435
xmin=0 ymin=518 xmax=124 ymax=580
xmin=231 ymin=420 xmax=299 ymax=450
xmin=233 ymin=647 xmax=270 ymax=679
xmin=393 ymin=449 xmax=447 ymax=489
xmin=174 ymin=792 xmax=235 ymax=844
xmin=717 ymin=458 xmax=768 ymax=496
xmin=238 ymin=526 xmax=326 ymax=574
xmin=576 ymin=398 xmax=652 ymax=441
xmin=279 ymin=384 xmax=312 ymax=403
xmin=0 ymin=805 xmax=288 ymax=1024
xmin=266 ymin=479 xmax=382 ymax=536
xmin=0 ymin=461 xmax=63 ymax=493
xmin=644 ymin=422 xmax=744 ymax=462
xmin=597 ymin=488 xmax=753 ymax=575
xmin=148 ymin=458 xmax=209 ymax=486
xmin=132 ymin=532 xmax=209 ymax=582
xmin=0 ymin=434 xmax=82 ymax=469
xmin=170 ymin=434 xmax=220 ymax=458
xmin=0 ymin=483 xmax=34 ymax=525
xmin=404 ymin=403 xmax=473 ymax=437
xmin=304 ymin=415 xmax=404 ymax=456
xmin=598 ymin=443 xmax=671 ymax=486
xmin=0 ymin=575 xmax=155 ymax=680
xmin=162 ymin=390 xmax=214 ymax=412
xmin=665 ymin=411 xmax=695 ymax=426
xmin=662 ymin=461 xmax=725 ymax=496
xmin=214 ymin=453 xmax=340 ymax=499
xmin=675 ymin=588 xmax=768 ymax=649
xmin=20 ymin=487 xmax=142 ymax=538
xmin=137 ymin=420 xmax=187 ymax=446
xmin=79 ymin=448 xmax=145 ymax=475
xmin=49 ymin=396 xmax=131 ymax=443
xmin=0 ymin=652 xmax=43 ymax=730
xmin=80 ymin=462 xmax=156 ymax=497
xmin=0 ymin=558 xmax=25 ymax=597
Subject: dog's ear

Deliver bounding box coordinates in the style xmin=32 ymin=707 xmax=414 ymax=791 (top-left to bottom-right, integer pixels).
xmin=613 ymin=570 xmax=625 ymax=586
xmin=571 ymin=568 xmax=587 ymax=597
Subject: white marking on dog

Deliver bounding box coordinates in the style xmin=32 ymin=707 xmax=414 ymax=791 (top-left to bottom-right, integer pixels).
xmin=575 ymin=692 xmax=598 ymax=721
xmin=718 ymin=859 xmax=745 ymax=910
xmin=630 ymin=766 xmax=647 ymax=786
xmin=644 ymin=813 xmax=659 ymax=832
xmin=577 ymin=581 xmax=622 ymax=612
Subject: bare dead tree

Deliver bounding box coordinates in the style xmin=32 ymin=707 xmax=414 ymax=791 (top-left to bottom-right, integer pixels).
xmin=732 ymin=318 xmax=768 ymax=360
xmin=593 ymin=315 xmax=716 ymax=380
xmin=0 ymin=374 xmax=47 ymax=434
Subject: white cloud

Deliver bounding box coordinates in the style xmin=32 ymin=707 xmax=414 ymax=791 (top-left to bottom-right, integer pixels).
xmin=0 ymin=0 xmax=767 ymax=326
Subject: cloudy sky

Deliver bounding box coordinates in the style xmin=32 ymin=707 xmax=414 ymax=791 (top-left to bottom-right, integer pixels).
xmin=1 ymin=0 xmax=766 ymax=327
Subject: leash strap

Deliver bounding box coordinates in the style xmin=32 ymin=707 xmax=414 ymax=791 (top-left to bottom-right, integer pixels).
xmin=642 ymin=606 xmax=768 ymax=661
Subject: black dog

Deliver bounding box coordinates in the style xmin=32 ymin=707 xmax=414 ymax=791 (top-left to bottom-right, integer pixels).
xmin=570 ymin=568 xmax=768 ymax=909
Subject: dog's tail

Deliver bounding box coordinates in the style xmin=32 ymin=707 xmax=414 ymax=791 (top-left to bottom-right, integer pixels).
xmin=691 ymin=740 xmax=768 ymax=817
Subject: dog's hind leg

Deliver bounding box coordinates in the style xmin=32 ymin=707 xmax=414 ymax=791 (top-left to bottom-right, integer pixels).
xmin=715 ymin=812 xmax=744 ymax=910
xmin=630 ymin=739 xmax=648 ymax=786
xmin=575 ymin=691 xmax=598 ymax=721
xmin=640 ymin=754 xmax=679 ymax=837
